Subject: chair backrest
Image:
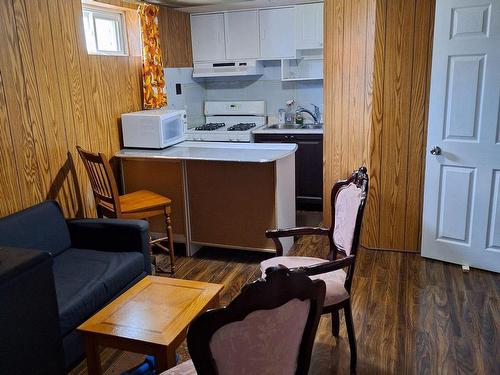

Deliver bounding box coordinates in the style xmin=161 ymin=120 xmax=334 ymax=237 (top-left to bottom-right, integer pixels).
xmin=187 ymin=266 xmax=326 ymax=375
xmin=328 ymin=166 xmax=369 ymax=260
xmin=76 ymin=146 xmax=122 ymax=217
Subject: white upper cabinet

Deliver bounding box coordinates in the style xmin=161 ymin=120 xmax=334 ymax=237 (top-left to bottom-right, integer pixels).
xmin=259 ymin=7 xmax=296 ymax=59
xmin=191 ymin=13 xmax=226 ymax=62
xmin=295 ymin=3 xmax=324 ymax=50
xmin=225 ymin=10 xmax=260 ymax=59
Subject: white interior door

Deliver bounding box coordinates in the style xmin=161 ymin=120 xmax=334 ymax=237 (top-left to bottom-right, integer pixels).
xmin=422 ymin=0 xmax=500 ymax=272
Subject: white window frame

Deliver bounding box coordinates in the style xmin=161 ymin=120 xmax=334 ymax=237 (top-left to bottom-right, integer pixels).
xmin=82 ymin=5 xmax=128 ymax=56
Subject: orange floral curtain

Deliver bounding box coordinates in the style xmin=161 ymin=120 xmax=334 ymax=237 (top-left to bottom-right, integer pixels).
xmin=138 ymin=4 xmax=167 ymax=109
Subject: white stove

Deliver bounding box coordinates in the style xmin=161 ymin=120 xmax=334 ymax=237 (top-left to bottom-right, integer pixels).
xmin=186 ymin=101 xmax=266 ymax=142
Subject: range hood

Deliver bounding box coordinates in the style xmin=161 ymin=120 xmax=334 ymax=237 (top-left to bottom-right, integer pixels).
xmin=193 ymin=60 xmax=264 ymax=79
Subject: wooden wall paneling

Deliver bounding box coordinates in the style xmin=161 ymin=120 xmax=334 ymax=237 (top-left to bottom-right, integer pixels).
xmin=404 ymin=0 xmax=435 ymax=251
xmin=12 ymin=0 xmax=53 ymax=199
xmin=62 ymin=0 xmax=96 ymax=217
xmin=340 ymin=0 xmax=351 ymax=180
xmin=46 ymin=0 xmax=81 ymax=218
xmin=362 ymin=0 xmax=379 ymax=247
xmin=323 ymin=0 xmax=374 ymax=228
xmin=99 ymin=55 xmax=121 ymax=153
xmin=0 ymin=71 xmax=23 ymax=214
xmin=323 ymin=0 xmax=434 ymax=252
xmin=363 ymin=0 xmax=387 ymax=249
xmin=322 ymin=0 xmax=341 ymax=224
xmin=73 ymin=0 xmax=104 ymax=213
xmin=124 ymin=9 xmax=143 ymax=114
xmin=0 ymin=0 xmax=45 ymax=207
xmin=158 ymin=6 xmax=193 ymax=68
xmin=0 ymin=0 xmax=143 ymax=219
xmin=25 ymin=0 xmax=79 ymax=217
xmin=349 ymin=0 xmax=369 ymax=172
xmin=379 ymin=0 xmax=416 ymax=250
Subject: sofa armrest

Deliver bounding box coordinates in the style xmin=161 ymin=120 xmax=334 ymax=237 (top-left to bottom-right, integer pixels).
xmin=0 ymin=247 xmax=65 ymax=374
xmin=67 ymin=219 xmax=151 ymax=274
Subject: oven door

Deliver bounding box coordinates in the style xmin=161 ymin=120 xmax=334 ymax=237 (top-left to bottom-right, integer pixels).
xmin=160 ymin=112 xmax=186 ymax=148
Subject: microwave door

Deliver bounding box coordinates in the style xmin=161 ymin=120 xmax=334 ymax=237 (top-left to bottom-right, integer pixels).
xmin=161 ymin=115 xmax=184 ymax=147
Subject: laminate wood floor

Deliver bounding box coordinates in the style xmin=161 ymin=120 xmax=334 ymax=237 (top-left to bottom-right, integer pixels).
xmin=70 ymin=234 xmax=499 ymax=374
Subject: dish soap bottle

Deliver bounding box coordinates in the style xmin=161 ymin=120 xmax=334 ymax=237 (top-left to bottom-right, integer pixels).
xmin=285 ymin=99 xmax=295 ymax=125
xmin=295 ymin=112 xmax=304 ymax=125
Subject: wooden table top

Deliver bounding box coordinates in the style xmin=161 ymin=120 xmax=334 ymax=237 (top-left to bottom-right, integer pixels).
xmin=77 ymin=276 xmax=224 ymax=347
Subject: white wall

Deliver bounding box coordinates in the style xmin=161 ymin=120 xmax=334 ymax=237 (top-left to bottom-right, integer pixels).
xmin=164 ymin=67 xmax=206 ymax=127
xmin=164 ymin=62 xmax=323 ymax=127
xmin=205 ymin=61 xmax=323 ymax=122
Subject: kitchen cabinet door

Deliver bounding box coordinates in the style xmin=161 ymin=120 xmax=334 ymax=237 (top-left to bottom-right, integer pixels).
xmin=294 ymin=134 xmax=323 ymax=209
xmin=191 ymin=13 xmax=226 ymax=62
xmin=259 ymin=7 xmax=295 ymax=59
xmin=295 ymin=3 xmax=323 ymax=50
xmin=254 ymin=133 xmax=323 ymax=210
xmin=225 ymin=10 xmax=260 ymax=59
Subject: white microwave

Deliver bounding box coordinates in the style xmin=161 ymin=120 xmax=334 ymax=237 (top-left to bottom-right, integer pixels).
xmin=121 ymin=108 xmax=187 ymax=149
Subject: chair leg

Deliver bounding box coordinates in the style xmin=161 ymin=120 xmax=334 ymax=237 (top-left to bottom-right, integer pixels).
xmin=164 ymin=208 xmax=175 ymax=273
xmin=344 ymin=302 xmax=357 ymax=373
xmin=331 ymin=310 xmax=340 ymax=337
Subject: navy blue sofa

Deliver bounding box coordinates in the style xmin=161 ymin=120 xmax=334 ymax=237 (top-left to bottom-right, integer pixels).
xmin=0 ymin=201 xmax=151 ymax=370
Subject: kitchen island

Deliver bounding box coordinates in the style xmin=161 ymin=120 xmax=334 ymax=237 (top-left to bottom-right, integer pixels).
xmin=116 ymin=142 xmax=297 ymax=256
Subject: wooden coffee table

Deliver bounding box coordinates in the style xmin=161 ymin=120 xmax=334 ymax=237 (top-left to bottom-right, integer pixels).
xmin=77 ymin=276 xmax=223 ymax=374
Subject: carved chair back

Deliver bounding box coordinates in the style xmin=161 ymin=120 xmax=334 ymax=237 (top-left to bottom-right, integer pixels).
xmin=327 ymin=166 xmax=369 ymax=261
xmin=187 ymin=266 xmax=326 ymax=375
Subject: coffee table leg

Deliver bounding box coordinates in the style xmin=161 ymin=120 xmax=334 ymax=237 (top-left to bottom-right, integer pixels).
xmin=85 ymin=334 xmax=102 ymax=375
xmin=84 ymin=335 xmax=102 ymax=375
xmin=154 ymin=346 xmax=176 ymax=372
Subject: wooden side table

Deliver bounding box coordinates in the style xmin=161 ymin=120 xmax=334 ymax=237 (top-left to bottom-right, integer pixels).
xmin=77 ymin=276 xmax=223 ymax=374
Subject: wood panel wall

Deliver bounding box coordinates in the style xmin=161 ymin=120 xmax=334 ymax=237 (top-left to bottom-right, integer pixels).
xmin=158 ymin=7 xmax=193 ymax=68
xmin=323 ymin=0 xmax=376 ymax=240
xmin=0 ymin=0 xmax=142 ymax=219
xmin=323 ymin=0 xmax=435 ymax=252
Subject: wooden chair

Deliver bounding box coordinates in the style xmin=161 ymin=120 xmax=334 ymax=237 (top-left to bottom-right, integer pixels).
xmin=76 ymin=146 xmax=175 ymax=273
xmin=260 ymin=166 xmax=369 ymax=373
xmin=161 ymin=265 xmax=326 ymax=375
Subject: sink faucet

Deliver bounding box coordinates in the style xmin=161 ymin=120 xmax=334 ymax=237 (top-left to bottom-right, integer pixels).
xmin=296 ymin=104 xmax=321 ymax=124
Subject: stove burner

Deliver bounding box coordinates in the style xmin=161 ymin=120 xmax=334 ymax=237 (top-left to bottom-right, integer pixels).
xmin=227 ymin=123 xmax=257 ymax=131
xmin=195 ymin=123 xmax=226 ymax=131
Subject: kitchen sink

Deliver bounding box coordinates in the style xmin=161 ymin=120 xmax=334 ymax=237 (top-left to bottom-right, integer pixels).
xmin=264 ymin=123 xmax=323 ymax=130
xmin=300 ymin=124 xmax=323 ymax=129
xmin=266 ymin=124 xmax=302 ymax=129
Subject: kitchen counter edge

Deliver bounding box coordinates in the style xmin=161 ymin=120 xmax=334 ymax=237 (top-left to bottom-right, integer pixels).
xmin=252 ymin=128 xmax=323 ymax=135
xmin=115 ymin=141 xmax=298 ymax=163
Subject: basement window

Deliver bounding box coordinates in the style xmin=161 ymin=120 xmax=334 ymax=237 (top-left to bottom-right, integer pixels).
xmin=82 ymin=5 xmax=127 ymax=56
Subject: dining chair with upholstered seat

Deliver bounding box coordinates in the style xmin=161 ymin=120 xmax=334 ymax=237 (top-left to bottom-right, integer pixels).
xmin=77 ymin=146 xmax=175 ymax=273
xmin=161 ymin=265 xmax=326 ymax=375
xmin=260 ymin=166 xmax=369 ymax=373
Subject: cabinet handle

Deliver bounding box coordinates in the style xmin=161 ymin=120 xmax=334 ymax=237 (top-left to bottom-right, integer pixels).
xmin=289 ymin=135 xmax=295 ymax=141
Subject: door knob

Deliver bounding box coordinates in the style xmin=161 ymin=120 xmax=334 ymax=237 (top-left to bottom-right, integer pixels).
xmin=430 ymin=146 xmax=441 ymax=155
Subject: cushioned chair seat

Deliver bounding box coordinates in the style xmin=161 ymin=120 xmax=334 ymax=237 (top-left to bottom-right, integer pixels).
xmin=261 ymin=256 xmax=349 ymax=306
xmin=160 ymin=360 xmax=196 ymax=375
xmin=53 ymin=248 xmax=145 ymax=336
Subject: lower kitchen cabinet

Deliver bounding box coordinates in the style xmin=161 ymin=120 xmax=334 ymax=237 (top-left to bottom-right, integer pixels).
xmin=255 ymin=133 xmax=323 ymax=210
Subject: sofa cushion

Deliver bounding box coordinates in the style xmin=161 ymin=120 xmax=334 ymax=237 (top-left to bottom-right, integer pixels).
xmin=52 ymin=248 xmax=145 ymax=336
xmin=0 ymin=201 xmax=71 ymax=256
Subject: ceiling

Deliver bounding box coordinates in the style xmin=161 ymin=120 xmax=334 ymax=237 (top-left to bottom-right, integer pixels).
xmin=145 ymin=0 xmax=319 ymax=12
xmin=147 ymin=0 xmax=253 ymax=8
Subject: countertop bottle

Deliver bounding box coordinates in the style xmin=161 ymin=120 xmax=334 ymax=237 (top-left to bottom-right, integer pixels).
xmin=285 ymin=100 xmax=295 ymax=125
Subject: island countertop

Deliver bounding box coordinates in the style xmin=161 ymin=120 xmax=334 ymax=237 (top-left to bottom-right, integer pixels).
xmin=115 ymin=141 xmax=297 ymax=163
